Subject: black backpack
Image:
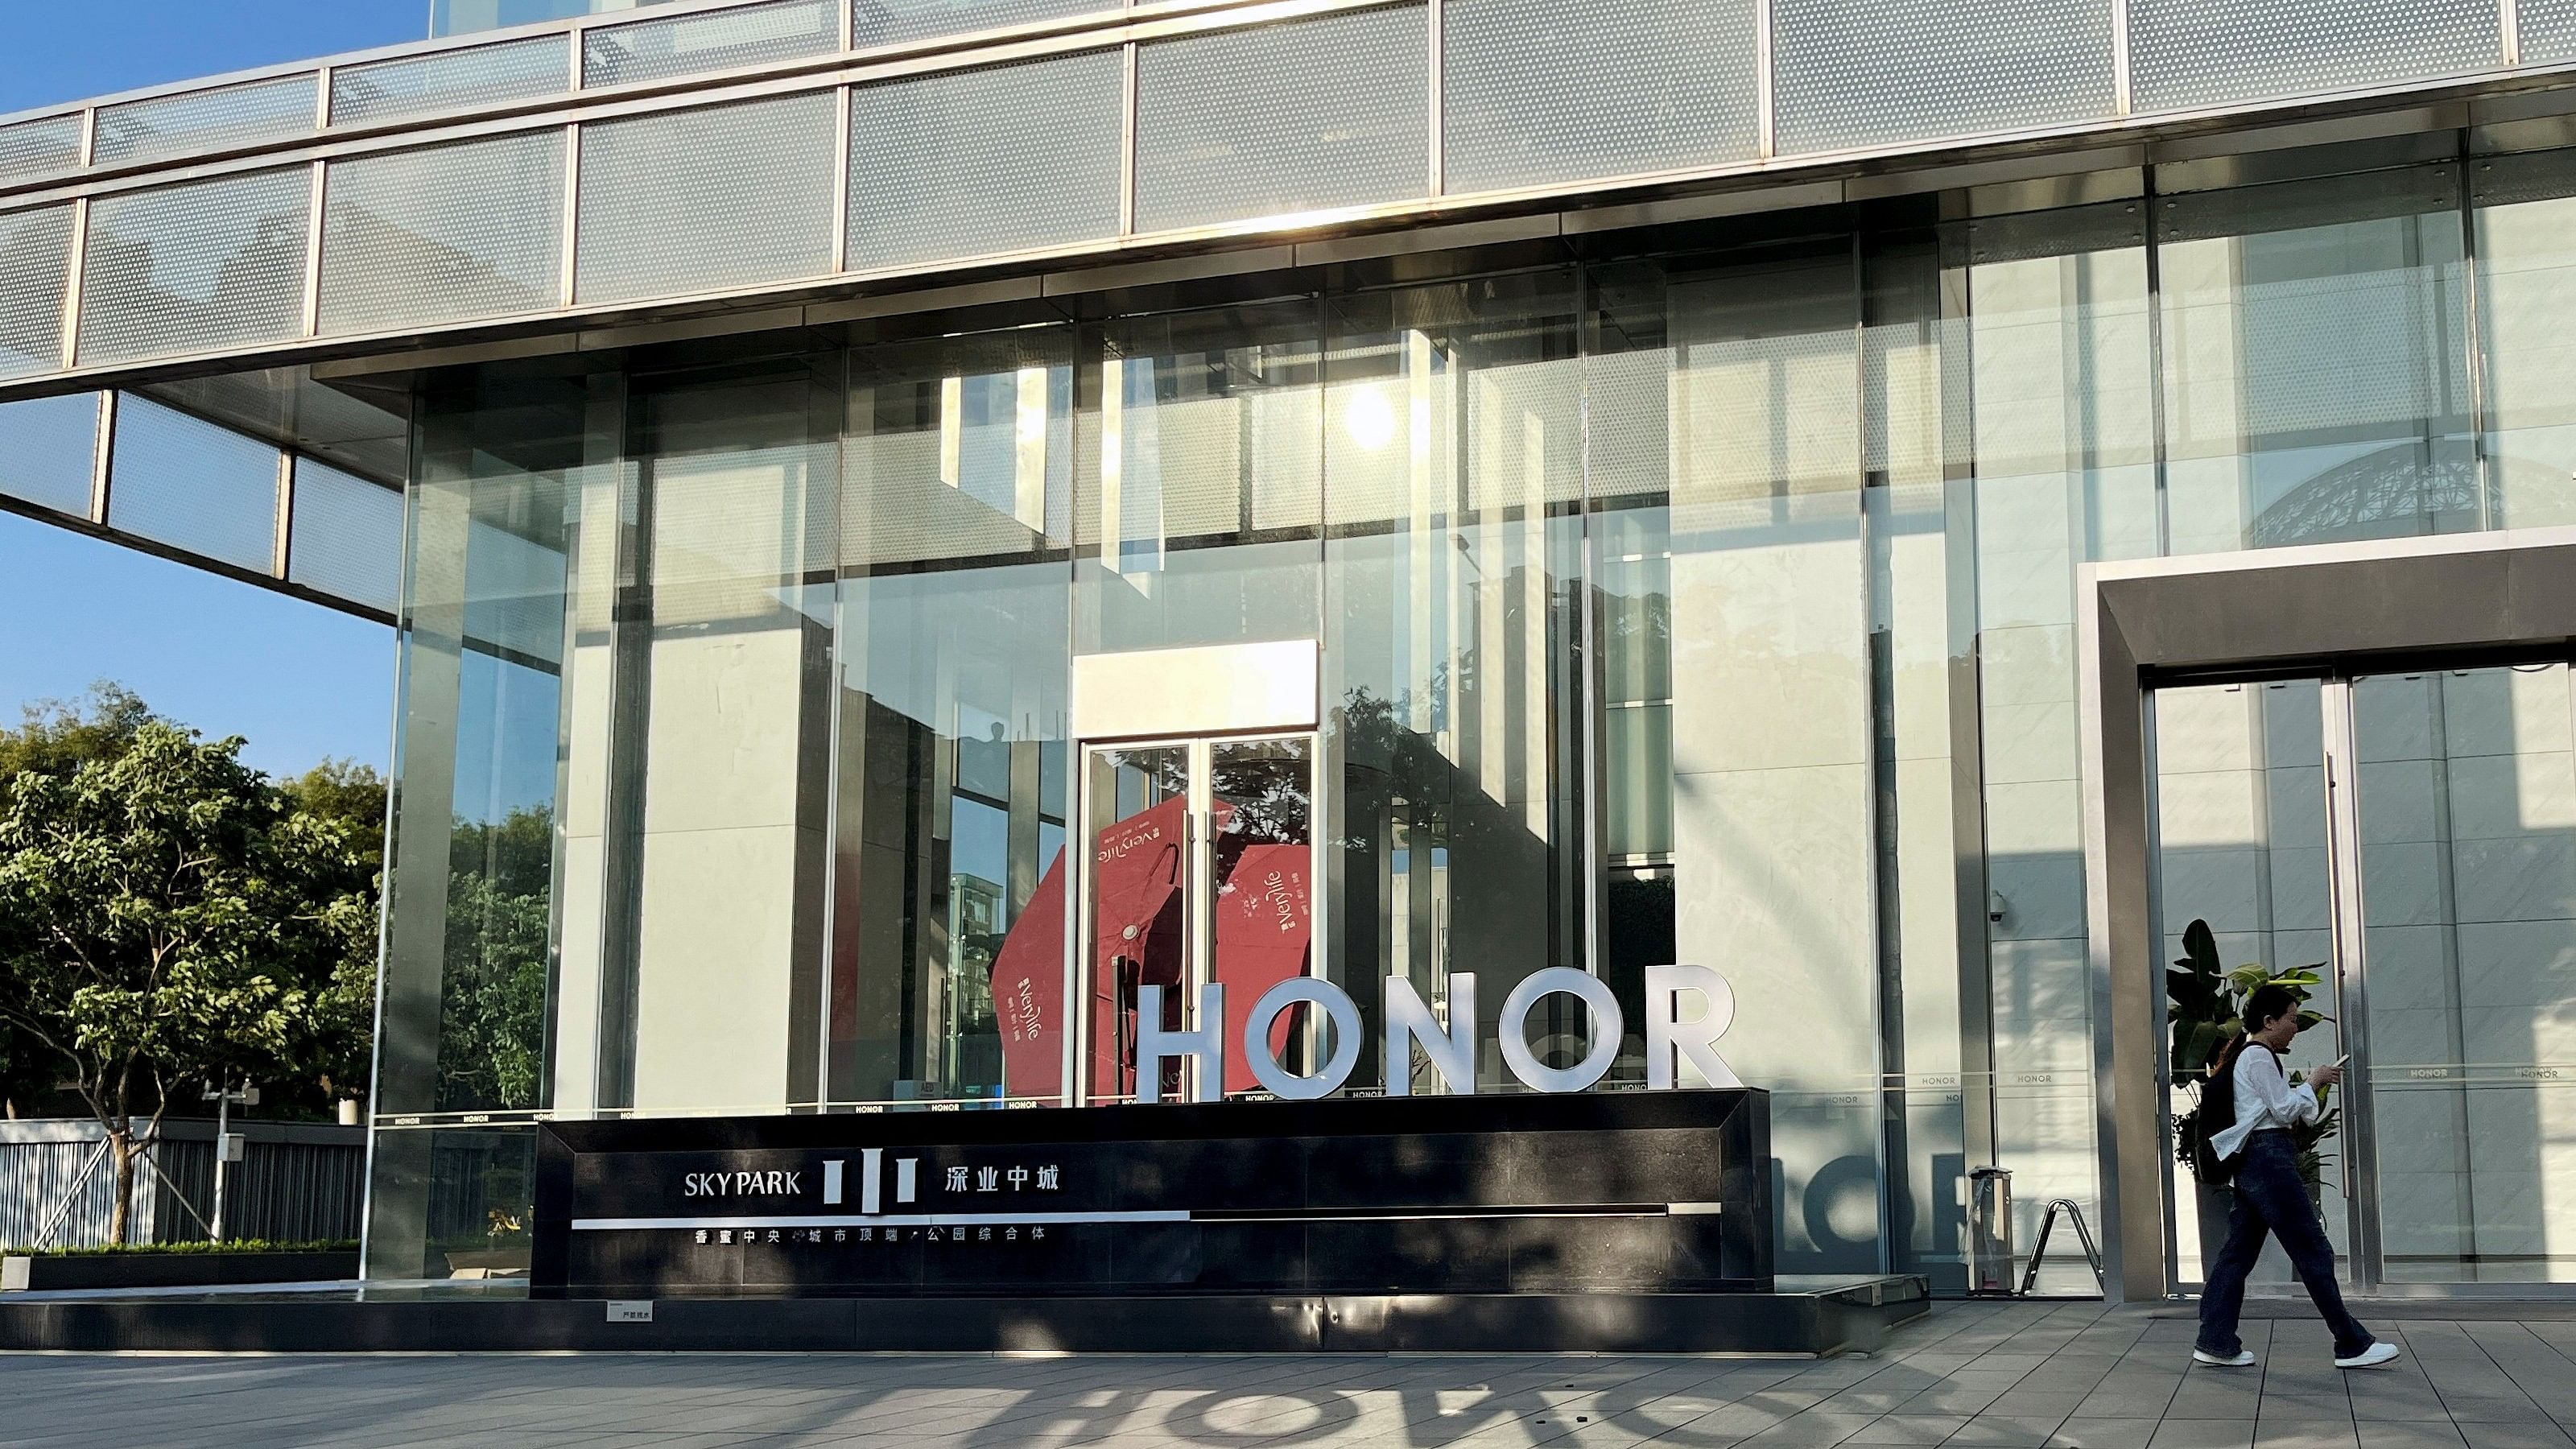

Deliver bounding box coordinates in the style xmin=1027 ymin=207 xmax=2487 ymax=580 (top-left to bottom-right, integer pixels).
xmin=2190 ymin=1038 xmax=2251 ymax=1187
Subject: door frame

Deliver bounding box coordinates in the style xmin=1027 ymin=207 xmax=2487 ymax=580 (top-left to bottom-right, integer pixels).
xmin=2145 ymin=660 xmax=2576 ymax=1295
xmin=2080 ymin=526 xmax=2576 ymax=1302
xmin=1066 ymin=729 xmax=1325 ymax=1105
xmin=1062 ymin=639 xmax=1324 ymax=1105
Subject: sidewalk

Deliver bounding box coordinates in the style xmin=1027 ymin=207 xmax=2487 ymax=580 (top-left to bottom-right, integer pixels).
xmin=4 ymin=1298 xmax=2566 ymax=1449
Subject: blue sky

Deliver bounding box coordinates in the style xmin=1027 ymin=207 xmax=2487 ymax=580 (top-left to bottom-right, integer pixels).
xmin=0 ymin=1 xmax=423 ymax=778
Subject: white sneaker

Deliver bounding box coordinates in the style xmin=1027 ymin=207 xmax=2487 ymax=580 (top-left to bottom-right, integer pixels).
xmin=2194 ymin=1349 xmax=2257 ymax=1367
xmin=2336 ymin=1343 xmax=2402 ymax=1370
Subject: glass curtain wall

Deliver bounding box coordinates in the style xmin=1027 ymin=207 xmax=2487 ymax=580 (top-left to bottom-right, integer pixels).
xmin=1321 ymin=273 xmax=1587 ymax=1092
xmin=370 ymin=133 xmax=2576 ymax=1289
xmin=590 ymin=361 xmax=840 ymax=1117
xmin=369 ymin=360 xmax=593 ymax=1282
xmin=831 ymin=327 xmax=1074 ymax=1109
xmin=2475 ymin=145 xmax=2576 ymax=528
xmin=2158 ymin=162 xmax=2475 ymax=553
xmin=1955 ymin=199 xmax=2157 ymax=1278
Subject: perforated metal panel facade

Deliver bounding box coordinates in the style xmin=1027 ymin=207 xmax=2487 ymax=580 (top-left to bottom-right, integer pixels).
xmin=0 ymin=116 xmax=83 ymax=187
xmin=851 ymin=0 xmax=1114 ymax=48
xmin=289 ymin=456 xmax=404 ymax=613
xmin=107 ymin=395 xmax=280 ymax=573
xmin=1773 ymin=0 xmax=2116 ymax=154
xmin=332 ymin=35 xmax=571 ymax=127
xmin=93 ymin=74 xmax=317 ymax=168
xmin=320 ymin=130 xmax=565 ymax=336
xmin=584 ymin=0 xmax=840 ymax=88
xmin=0 ymin=394 xmax=97 ymax=517
xmin=1443 ymin=0 xmax=1760 ymax=194
xmin=77 ymin=167 xmax=313 ymax=369
xmin=2523 ymin=0 xmax=2576 ymax=62
xmin=2128 ymin=0 xmax=2501 ymax=112
xmin=577 ymin=93 xmax=837 ymax=304
xmin=0 ymin=205 xmax=72 ymax=379
xmin=1136 ymin=6 xmax=1429 ymax=233
xmin=848 ymin=48 xmax=1121 ymax=270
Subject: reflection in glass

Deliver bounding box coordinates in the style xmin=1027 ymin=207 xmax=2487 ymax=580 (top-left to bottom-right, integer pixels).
xmin=2353 ymin=665 xmax=2576 ymax=1283
xmin=369 ymin=363 xmax=586 ymax=1282
xmin=1960 ymin=200 xmax=2157 ymax=1285
xmin=1086 ymin=745 xmax=1190 ymax=1104
xmin=594 ymin=363 xmax=837 ymax=1115
xmin=1079 ymin=303 xmax=1321 ymax=654
xmin=830 ymin=329 xmax=1073 ymax=1108
xmin=2150 ymin=678 xmax=2339 ymax=1283
xmin=1587 ymin=247 xmax=1888 ymax=1273
xmin=2159 ymin=166 xmax=2475 ymax=554
xmin=2472 ymin=149 xmax=2576 ymax=529
xmin=1323 ymin=276 xmax=1587 ymax=1092
xmin=1212 ymin=737 xmax=1316 ymax=1095
xmin=1864 ymin=230 xmax=1975 ymax=1290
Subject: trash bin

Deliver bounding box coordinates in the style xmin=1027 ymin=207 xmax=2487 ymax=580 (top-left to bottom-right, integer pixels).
xmin=1968 ymin=1166 xmax=2016 ymax=1296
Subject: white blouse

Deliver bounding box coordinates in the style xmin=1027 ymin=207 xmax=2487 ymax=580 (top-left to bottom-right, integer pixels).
xmin=2213 ymin=1041 xmax=2319 ymax=1160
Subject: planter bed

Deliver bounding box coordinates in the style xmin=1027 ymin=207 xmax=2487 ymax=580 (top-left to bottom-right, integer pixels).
xmin=2 ymin=1251 xmax=357 ymax=1292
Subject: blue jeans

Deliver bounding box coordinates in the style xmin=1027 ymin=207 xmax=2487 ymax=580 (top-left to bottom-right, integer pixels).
xmin=2197 ymin=1129 xmax=2375 ymax=1360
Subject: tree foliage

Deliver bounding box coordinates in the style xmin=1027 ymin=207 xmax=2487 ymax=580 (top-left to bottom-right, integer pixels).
xmin=436 ymin=817 xmax=551 ymax=1113
xmin=0 ymin=687 xmax=381 ymax=1239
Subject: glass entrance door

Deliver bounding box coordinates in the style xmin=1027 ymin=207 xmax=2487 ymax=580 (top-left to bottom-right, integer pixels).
xmin=2152 ymin=678 xmax=2348 ymax=1288
xmin=2340 ymin=664 xmax=2576 ymax=1286
xmin=2153 ymin=659 xmax=2576 ymax=1291
xmin=1080 ymin=733 xmax=1317 ymax=1104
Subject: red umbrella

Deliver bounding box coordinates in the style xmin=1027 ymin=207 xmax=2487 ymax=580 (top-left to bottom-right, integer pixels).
xmin=1213 ymin=842 xmax=1313 ymax=1093
xmin=1084 ymin=795 xmax=1237 ymax=1099
xmin=987 ymin=849 xmax=1067 ymax=1100
xmin=990 ymin=797 xmax=1306 ymax=1100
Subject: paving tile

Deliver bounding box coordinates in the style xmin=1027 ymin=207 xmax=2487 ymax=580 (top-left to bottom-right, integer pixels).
xmin=0 ymin=1302 xmax=2564 ymax=1449
xmin=2354 ymin=1426 xmax=2470 ymax=1449
xmin=2456 ymin=1429 xmax=2576 ymax=1449
xmin=2254 ymin=1422 xmax=2360 ymax=1449
xmin=2146 ymin=1421 xmax=2256 ymax=1449
xmin=1989 ymin=1395 xmax=2094 ymax=1418
xmin=2050 ymin=1422 xmax=2161 ymax=1449
xmin=1949 ymin=1414 xmax=2078 ymax=1447
xmin=1841 ymin=1415 xmax=1970 ymax=1445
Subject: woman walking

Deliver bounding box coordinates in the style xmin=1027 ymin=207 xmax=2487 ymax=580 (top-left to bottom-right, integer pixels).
xmin=2194 ymin=984 xmax=2401 ymax=1370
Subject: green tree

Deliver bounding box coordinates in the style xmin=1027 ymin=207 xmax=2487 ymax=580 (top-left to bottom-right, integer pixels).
xmin=279 ymin=759 xmax=388 ymax=1106
xmin=0 ymin=720 xmax=377 ymax=1241
xmin=0 ymin=683 xmax=154 ymax=780
xmin=0 ymin=685 xmax=157 ymax=1121
xmin=436 ymin=807 xmax=553 ymax=1112
xmin=281 ymin=759 xmax=388 ymax=863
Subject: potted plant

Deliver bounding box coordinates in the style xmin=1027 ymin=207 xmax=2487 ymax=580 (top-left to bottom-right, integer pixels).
xmin=2165 ymin=919 xmax=2341 ymax=1277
